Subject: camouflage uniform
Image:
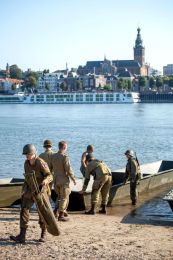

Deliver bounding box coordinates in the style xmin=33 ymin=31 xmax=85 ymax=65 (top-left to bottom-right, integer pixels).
xmin=125 ymin=157 xmax=140 ymax=204
xmin=20 ymin=157 xmax=53 ymax=229
xmin=82 ymin=159 xmax=112 ymax=206
xmin=51 ymin=151 xmax=75 ymax=212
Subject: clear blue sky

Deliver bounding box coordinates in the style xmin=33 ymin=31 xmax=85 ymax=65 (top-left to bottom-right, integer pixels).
xmin=0 ymin=0 xmax=173 ymax=73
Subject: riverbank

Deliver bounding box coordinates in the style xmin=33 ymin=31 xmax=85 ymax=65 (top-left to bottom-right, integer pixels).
xmin=0 ymin=207 xmax=173 ymax=260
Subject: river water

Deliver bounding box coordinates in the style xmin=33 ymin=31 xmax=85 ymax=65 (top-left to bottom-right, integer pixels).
xmin=0 ymin=103 xmax=173 ymax=220
xmin=0 ymin=103 xmax=173 ymax=178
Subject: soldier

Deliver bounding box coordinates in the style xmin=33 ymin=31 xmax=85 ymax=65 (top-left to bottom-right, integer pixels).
xmin=51 ymin=141 xmax=76 ymax=221
xmin=39 ymin=139 xmax=54 ymax=171
xmin=80 ymin=154 xmax=112 ymax=215
xmin=124 ymin=150 xmax=141 ymax=205
xmin=80 ymin=145 xmax=94 ymax=177
xmin=39 ymin=139 xmax=54 ymax=189
xmin=10 ymin=144 xmax=53 ymax=243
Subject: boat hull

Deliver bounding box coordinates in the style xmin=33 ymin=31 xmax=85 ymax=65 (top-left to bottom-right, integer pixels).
xmin=108 ymin=169 xmax=173 ymax=205
xmin=0 ymin=178 xmax=23 ymax=207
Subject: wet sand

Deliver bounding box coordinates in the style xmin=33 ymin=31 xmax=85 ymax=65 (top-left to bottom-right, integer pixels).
xmin=0 ymin=207 xmax=173 ymax=260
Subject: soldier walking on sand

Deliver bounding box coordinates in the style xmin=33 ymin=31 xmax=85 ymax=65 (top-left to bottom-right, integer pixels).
xmin=80 ymin=145 xmax=94 ymax=177
xmin=10 ymin=144 xmax=53 ymax=243
xmin=80 ymin=154 xmax=112 ymax=215
xmin=51 ymin=141 xmax=76 ymax=221
xmin=124 ymin=150 xmax=141 ymax=205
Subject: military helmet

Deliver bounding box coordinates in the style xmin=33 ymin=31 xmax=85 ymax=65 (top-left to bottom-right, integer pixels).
xmin=124 ymin=150 xmax=135 ymax=157
xmin=87 ymin=144 xmax=94 ymax=152
xmin=22 ymin=144 xmax=37 ymax=155
xmin=43 ymin=139 xmax=52 ymax=147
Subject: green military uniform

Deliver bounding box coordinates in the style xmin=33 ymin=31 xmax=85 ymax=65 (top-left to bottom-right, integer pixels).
xmin=39 ymin=150 xmax=54 ymax=188
xmin=51 ymin=151 xmax=75 ymax=213
xmin=80 ymin=151 xmax=89 ymax=177
xmin=21 ymin=157 xmax=53 ymax=229
xmin=39 ymin=150 xmax=54 ymax=171
xmin=125 ymin=157 xmax=140 ymax=204
xmin=82 ymin=159 xmax=112 ymax=207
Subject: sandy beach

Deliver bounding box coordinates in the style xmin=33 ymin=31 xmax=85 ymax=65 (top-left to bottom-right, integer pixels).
xmin=0 ymin=207 xmax=173 ymax=260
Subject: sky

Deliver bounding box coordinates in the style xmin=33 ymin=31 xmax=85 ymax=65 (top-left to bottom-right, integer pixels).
xmin=0 ymin=0 xmax=173 ymax=73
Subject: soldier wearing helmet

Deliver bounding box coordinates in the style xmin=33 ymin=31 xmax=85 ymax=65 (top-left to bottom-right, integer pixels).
xmin=124 ymin=149 xmax=141 ymax=205
xmin=79 ymin=154 xmax=112 ymax=215
xmin=10 ymin=144 xmax=53 ymax=243
xmin=80 ymin=145 xmax=94 ymax=177
xmin=39 ymin=139 xmax=54 ymax=174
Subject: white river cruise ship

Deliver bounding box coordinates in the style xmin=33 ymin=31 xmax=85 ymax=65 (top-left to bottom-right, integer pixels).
xmin=0 ymin=92 xmax=140 ymax=104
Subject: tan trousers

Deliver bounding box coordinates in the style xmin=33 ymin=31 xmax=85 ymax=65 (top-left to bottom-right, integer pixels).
xmin=91 ymin=175 xmax=112 ymax=205
xmin=20 ymin=196 xmax=45 ymax=229
xmin=54 ymin=184 xmax=71 ymax=212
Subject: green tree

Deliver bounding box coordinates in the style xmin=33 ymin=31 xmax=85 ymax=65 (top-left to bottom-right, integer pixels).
xmin=163 ymin=76 xmax=169 ymax=85
xmin=156 ymin=76 xmax=163 ymax=89
xmin=26 ymin=71 xmax=39 ymax=80
xmin=127 ymin=80 xmax=132 ymax=90
xmin=10 ymin=64 xmax=22 ymax=79
xmin=169 ymin=77 xmax=173 ymax=88
xmin=43 ymin=69 xmax=49 ymax=74
xmin=104 ymin=84 xmax=112 ymax=91
xmin=117 ymin=78 xmax=125 ymax=90
xmin=138 ymin=76 xmax=146 ymax=88
xmin=76 ymin=80 xmax=83 ymax=91
xmin=60 ymin=81 xmax=68 ymax=91
xmin=25 ymin=76 xmax=37 ymax=89
xmin=149 ymin=77 xmax=155 ymax=89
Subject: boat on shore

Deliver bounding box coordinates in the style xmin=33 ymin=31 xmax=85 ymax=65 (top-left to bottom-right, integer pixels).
xmin=1 ymin=160 xmax=173 ymax=210
xmin=108 ymin=160 xmax=173 ymax=206
xmin=0 ymin=91 xmax=140 ymax=104
xmin=0 ymin=178 xmax=24 ymax=207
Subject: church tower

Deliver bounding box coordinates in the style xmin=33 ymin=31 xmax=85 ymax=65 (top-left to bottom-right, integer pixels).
xmin=134 ymin=27 xmax=145 ymax=66
xmin=6 ymin=63 xmax=10 ymax=78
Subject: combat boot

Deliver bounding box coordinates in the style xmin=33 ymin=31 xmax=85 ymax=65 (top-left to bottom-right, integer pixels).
xmin=132 ymin=200 xmax=136 ymax=205
xmin=39 ymin=228 xmax=46 ymax=242
xmin=85 ymin=204 xmax=96 ymax=215
xmin=53 ymin=207 xmax=58 ymax=218
xmin=58 ymin=211 xmax=69 ymax=221
xmin=10 ymin=227 xmax=26 ymax=243
xmin=99 ymin=204 xmax=106 ymax=214
xmin=64 ymin=210 xmax=68 ymax=217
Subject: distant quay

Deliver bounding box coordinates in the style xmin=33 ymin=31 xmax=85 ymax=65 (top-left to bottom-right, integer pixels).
xmin=140 ymin=92 xmax=173 ymax=103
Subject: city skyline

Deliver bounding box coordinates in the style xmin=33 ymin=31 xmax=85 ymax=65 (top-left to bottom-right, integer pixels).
xmin=0 ymin=0 xmax=173 ymax=73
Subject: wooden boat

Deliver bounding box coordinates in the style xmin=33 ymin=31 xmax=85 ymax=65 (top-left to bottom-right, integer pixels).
xmin=1 ymin=160 xmax=173 ymax=210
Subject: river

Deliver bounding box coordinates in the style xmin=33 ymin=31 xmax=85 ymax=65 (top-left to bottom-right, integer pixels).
xmin=0 ymin=103 xmax=173 ymax=178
